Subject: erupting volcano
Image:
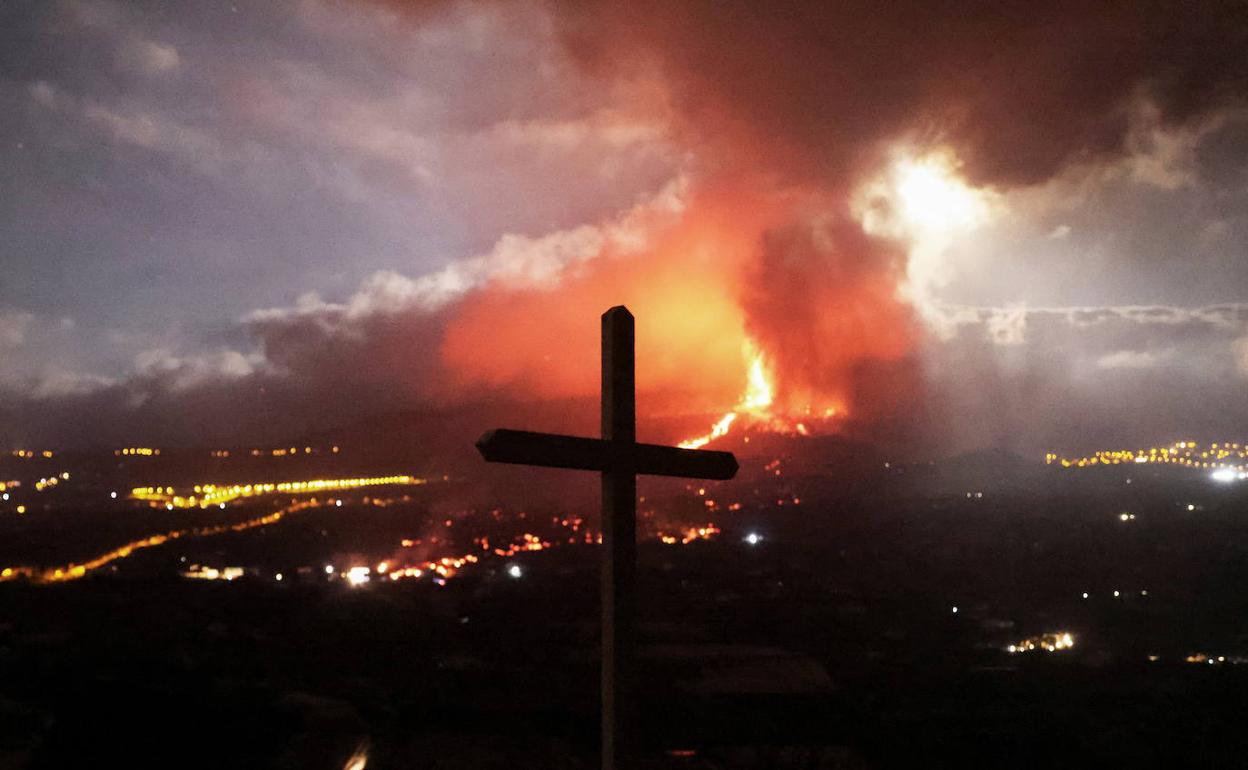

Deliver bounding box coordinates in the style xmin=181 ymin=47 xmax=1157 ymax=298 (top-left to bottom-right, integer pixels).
xmin=440 ymin=147 xmax=992 ymax=452
xmin=7 ymin=0 xmax=1242 ymax=459
xmin=678 ymin=341 xmax=844 ymax=449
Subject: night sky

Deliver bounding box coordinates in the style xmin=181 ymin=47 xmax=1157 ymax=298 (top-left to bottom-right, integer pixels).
xmin=2 ymin=0 xmax=1247 ymax=453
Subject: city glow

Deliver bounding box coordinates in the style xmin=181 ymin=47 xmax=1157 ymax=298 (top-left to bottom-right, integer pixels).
xmin=242 ymin=444 xmax=340 ymax=458
xmin=34 ymin=475 xmax=67 ymax=492
xmin=9 ymin=450 xmax=54 ymax=459
xmin=183 ymin=565 xmax=245 ymax=581
xmin=1185 ymin=653 xmax=1247 ymax=666
xmin=491 ymin=532 xmax=553 ymax=557
xmin=1048 ymin=441 xmax=1248 ymax=475
xmin=1007 ymin=632 xmax=1075 ymax=654
xmin=131 ymin=474 xmax=425 ymax=509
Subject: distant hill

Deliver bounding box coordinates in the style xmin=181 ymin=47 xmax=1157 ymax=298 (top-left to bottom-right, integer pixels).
xmin=885 ymin=446 xmax=1050 ymax=497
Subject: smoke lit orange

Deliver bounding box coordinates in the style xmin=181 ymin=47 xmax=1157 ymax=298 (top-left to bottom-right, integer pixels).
xmin=440 ymin=163 xmax=923 ymax=442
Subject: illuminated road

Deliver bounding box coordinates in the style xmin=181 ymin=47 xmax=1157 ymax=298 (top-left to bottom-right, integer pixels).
xmin=1 ymin=499 xmax=321 ymax=584
xmin=132 ymin=474 xmax=426 ymax=509
xmin=1 ymin=473 xmax=727 ymax=586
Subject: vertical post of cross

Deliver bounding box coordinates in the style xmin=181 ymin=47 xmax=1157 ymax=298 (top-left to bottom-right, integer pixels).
xmin=600 ymin=305 xmax=635 ymax=770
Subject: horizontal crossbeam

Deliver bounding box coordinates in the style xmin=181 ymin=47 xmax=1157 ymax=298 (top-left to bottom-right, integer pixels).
xmin=476 ymin=428 xmax=738 ymax=480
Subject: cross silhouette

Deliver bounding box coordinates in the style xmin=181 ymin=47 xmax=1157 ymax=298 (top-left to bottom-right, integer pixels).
xmin=476 ymin=305 xmax=738 ymax=770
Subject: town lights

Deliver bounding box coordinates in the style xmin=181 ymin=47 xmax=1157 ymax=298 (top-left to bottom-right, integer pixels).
xmin=1007 ymin=632 xmax=1076 ymax=654
xmin=1052 ymin=441 xmax=1248 ymax=479
xmin=129 ymin=475 xmax=425 ymax=509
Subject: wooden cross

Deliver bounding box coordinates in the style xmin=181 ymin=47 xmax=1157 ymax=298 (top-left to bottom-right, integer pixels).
xmin=476 ymin=306 xmax=738 ymax=770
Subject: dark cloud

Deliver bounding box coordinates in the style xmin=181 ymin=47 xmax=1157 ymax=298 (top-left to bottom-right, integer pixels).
xmin=551 ymin=0 xmax=1248 ymax=188
xmin=0 ymin=0 xmax=678 ymax=380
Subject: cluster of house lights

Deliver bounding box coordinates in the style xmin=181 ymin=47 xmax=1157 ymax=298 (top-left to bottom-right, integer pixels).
xmin=1006 ymin=632 xmax=1076 ymax=654
xmin=1047 ymin=441 xmax=1248 ymax=475
xmin=131 ymin=475 xmax=425 ymax=509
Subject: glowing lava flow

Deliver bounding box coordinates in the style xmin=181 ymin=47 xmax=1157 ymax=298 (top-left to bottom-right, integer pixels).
xmin=679 ymin=342 xmax=839 ymax=449
xmin=679 ymin=412 xmax=738 ymax=450
xmin=658 ymin=524 xmax=721 ymax=545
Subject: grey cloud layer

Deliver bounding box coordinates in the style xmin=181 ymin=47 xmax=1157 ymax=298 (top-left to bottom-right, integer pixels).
xmin=926 ymin=303 xmax=1248 ymax=453
xmin=6 ymin=291 xmax=1246 ymax=452
xmin=0 ymin=0 xmax=679 ymax=386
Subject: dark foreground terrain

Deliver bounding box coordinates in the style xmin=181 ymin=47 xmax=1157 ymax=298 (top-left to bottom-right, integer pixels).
xmin=5 ymin=442 xmax=1248 ymax=768
xmin=5 ymin=548 xmax=1248 ymax=769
